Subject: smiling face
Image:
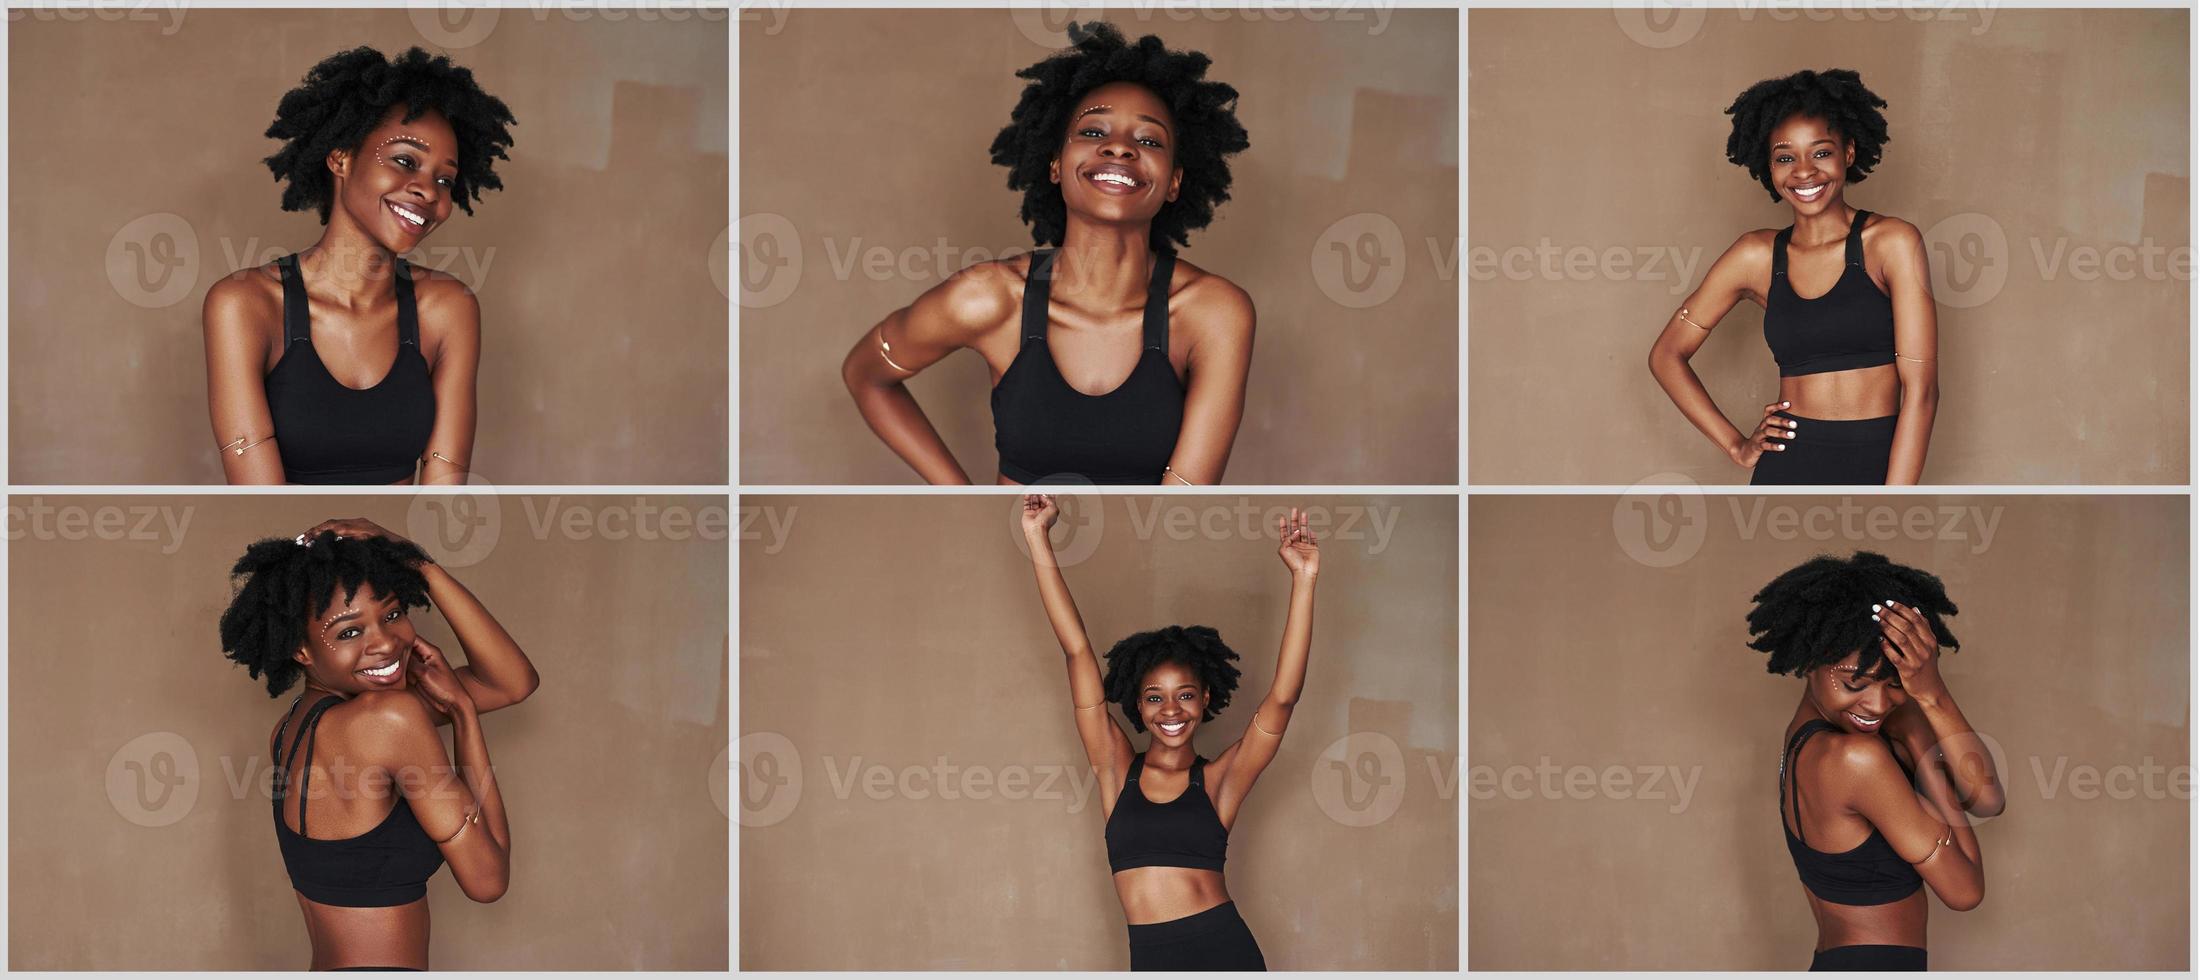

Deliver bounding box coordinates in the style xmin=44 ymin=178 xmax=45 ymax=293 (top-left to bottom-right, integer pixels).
xmin=329 ymin=103 xmax=459 ymax=250
xmin=1766 ymin=113 xmax=1854 ymax=216
xmin=1049 ymin=81 xmax=1184 ymax=234
xmin=294 ymin=582 xmax=415 ymax=693
xmin=1138 ymin=661 xmax=1208 ymax=744
xmin=1806 ymin=649 xmax=1907 ymax=734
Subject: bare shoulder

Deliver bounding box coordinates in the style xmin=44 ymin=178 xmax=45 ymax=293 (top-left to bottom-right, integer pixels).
xmin=1860 ymin=212 xmax=1926 ymax=258
xmin=405 ymin=265 xmax=480 ymax=335
xmin=1820 ymin=729 xmax=1905 ymax=782
xmin=1167 ymin=257 xmax=1254 ymax=344
xmin=202 ymin=259 xmax=284 ymax=326
xmin=912 ymin=252 xmax=1023 ymax=337
xmin=339 ymin=689 xmax=443 ymax=749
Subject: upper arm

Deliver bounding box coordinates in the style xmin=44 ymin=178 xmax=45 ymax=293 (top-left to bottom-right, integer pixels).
xmin=1069 ymin=653 xmax=1134 ymax=813
xmin=1651 ymin=231 xmax=1770 ymax=363
xmin=1835 ymin=734 xmax=1980 ymax=908
xmin=359 ymin=691 xmax=509 ymax=901
xmin=1875 ymin=218 xmax=1939 ymax=393
xmin=842 ymin=260 xmax=1013 ymax=389
xmin=202 ymin=272 xmax=287 ymax=484
xmin=1209 ymin=699 xmax=1291 ymax=828
xmin=1164 ymin=276 xmax=1254 ymax=484
xmin=416 ymin=273 xmax=480 ymax=482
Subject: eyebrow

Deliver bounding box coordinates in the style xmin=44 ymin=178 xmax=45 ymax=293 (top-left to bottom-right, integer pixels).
xmin=1076 ymin=104 xmax=1170 ymax=135
xmin=385 ymin=137 xmax=459 ymax=171
xmin=1771 ymin=138 xmax=1837 ymax=149
xmin=320 ymin=595 xmax=397 ymax=634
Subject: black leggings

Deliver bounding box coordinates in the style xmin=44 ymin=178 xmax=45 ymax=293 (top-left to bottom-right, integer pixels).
xmin=1750 ymin=411 xmax=1897 ymax=485
xmin=1127 ymin=900 xmax=1266 ymax=971
xmin=1810 ymin=944 xmax=1927 ymax=970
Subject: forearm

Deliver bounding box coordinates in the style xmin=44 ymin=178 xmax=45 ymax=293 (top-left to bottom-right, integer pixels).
xmin=846 ymin=380 xmax=973 ymax=485
xmin=422 ymin=563 xmax=538 ymax=699
xmin=1914 ymin=686 xmax=2003 ymax=816
xmin=1883 ymin=385 xmax=1938 ymax=485
xmin=449 ymin=707 xmax=510 ymax=853
xmin=1268 ymin=572 xmax=1316 ymax=705
xmin=1648 ymin=352 xmax=1747 ymax=456
xmin=1023 ymin=527 xmax=1093 ymax=657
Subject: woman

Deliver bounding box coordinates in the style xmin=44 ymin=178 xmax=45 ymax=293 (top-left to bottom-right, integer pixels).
xmin=1021 ymin=494 xmax=1315 ymax=970
xmin=1747 ymin=551 xmax=2002 ymax=970
xmin=205 ymin=46 xmax=516 ymax=485
xmin=1648 ymin=69 xmax=1939 ymax=485
xmin=220 ymin=517 xmax=539 ymax=970
xmin=843 ymin=22 xmax=1255 ymax=486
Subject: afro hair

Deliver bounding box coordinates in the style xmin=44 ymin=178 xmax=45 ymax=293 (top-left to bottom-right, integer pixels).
xmin=1723 ymin=68 xmax=1888 ymax=203
xmin=1101 ymin=624 xmax=1243 ymax=733
xmin=1746 ymin=551 xmax=1958 ymax=680
xmin=262 ymin=45 xmax=516 ymax=223
xmin=219 ymin=531 xmax=433 ymax=697
xmin=988 ymin=21 xmax=1249 ymax=254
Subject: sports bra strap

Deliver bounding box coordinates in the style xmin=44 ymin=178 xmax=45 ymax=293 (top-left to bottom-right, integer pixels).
xmin=1142 ymin=251 xmax=1175 ymax=352
xmin=393 ymin=258 xmax=420 ymax=348
xmin=1782 ymin=719 xmax=1834 ymax=836
xmin=1770 ymin=227 xmax=1792 ymax=279
xmin=278 ymin=254 xmax=311 ymax=345
xmin=276 ymin=253 xmax=419 ymax=347
xmin=1019 ymin=248 xmax=1057 ymax=347
xmin=276 ymin=695 xmax=345 ymax=839
xmin=1844 ymin=210 xmax=1873 ymax=268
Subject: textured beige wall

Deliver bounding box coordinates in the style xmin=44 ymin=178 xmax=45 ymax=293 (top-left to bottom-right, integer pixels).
xmin=8 ymin=11 xmax=728 ymax=484
xmin=1468 ymin=8 xmax=2188 ymax=484
xmin=7 ymin=494 xmax=728 ymax=969
xmin=739 ymin=9 xmax=1458 ymax=484
xmin=739 ymin=494 xmax=1457 ymax=969
xmin=1469 ymin=493 xmax=2187 ymax=970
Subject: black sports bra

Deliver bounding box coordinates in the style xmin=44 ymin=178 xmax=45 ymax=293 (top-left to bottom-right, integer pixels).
xmin=1779 ymin=718 xmax=1924 ymax=906
xmin=272 ymin=694 xmax=447 ymax=907
xmin=1764 ymin=209 xmax=1897 ymax=377
xmin=264 ymin=253 xmax=436 ymax=484
xmin=1105 ymin=753 xmax=1228 ymax=873
xmin=991 ymin=247 xmax=1185 ymax=484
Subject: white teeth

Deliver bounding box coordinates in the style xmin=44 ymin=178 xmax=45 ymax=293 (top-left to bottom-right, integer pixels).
xmin=1793 ymin=183 xmax=1826 ymax=200
xmin=362 ymin=660 xmax=400 ymax=677
xmin=1091 ymin=172 xmax=1137 ymax=187
xmin=1159 ymin=721 xmax=1187 ymax=733
xmin=1847 ymin=711 xmax=1880 ymax=727
xmin=388 ymin=202 xmax=426 ymax=227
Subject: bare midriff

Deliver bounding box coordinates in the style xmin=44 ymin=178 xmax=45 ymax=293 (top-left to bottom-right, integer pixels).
xmin=1779 ymin=363 xmax=1900 ymax=420
xmin=1113 ymin=866 xmax=1231 ymax=926
xmin=1803 ymin=887 xmax=1927 ymax=951
xmin=296 ymin=892 xmax=431 ymax=970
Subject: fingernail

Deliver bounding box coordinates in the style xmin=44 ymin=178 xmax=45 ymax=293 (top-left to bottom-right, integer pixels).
xmin=1782 ymin=401 xmax=1791 ymax=407
xmin=1872 ymin=614 xmax=1881 ymax=622
xmin=1872 ymin=603 xmax=1882 ymax=612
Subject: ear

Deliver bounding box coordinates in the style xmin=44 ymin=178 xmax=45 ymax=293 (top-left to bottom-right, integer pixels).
xmin=1843 ymin=139 xmax=1856 ymax=172
xmin=1049 ymin=154 xmax=1061 ymax=185
xmin=326 ymin=146 xmax=352 ymax=181
xmin=1166 ymin=166 xmax=1183 ymax=203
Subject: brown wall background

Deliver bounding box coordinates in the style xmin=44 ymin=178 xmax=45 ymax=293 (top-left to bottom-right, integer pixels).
xmin=8 ymin=11 xmax=728 ymax=484
xmin=1468 ymin=494 xmax=2188 ymax=970
xmin=739 ymin=10 xmax=1458 ymax=484
xmin=739 ymin=494 xmax=1457 ymax=969
xmin=7 ymin=494 xmax=728 ymax=969
xmin=1468 ymin=9 xmax=2189 ymax=484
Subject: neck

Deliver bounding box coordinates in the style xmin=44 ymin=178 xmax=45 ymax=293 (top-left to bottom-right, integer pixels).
xmin=1052 ymin=220 xmax=1155 ymax=306
xmin=1144 ymin=740 xmax=1198 ymax=769
xmin=299 ymin=222 xmax=401 ymax=311
xmin=1790 ymin=201 xmax=1857 ymax=246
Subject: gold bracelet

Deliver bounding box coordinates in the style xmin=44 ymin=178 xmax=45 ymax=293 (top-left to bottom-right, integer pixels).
xmin=1252 ymin=713 xmax=1282 ymax=736
xmin=425 ymin=450 xmax=467 ymax=468
xmin=1162 ymin=465 xmax=1194 ymax=486
xmin=878 ymin=337 xmax=913 ymax=373
xmin=1919 ymin=822 xmax=1953 ymax=862
xmin=439 ymin=807 xmax=481 ymax=845
xmin=220 ymin=434 xmax=275 ymax=457
xmin=1677 ymin=307 xmax=1710 ymax=331
xmin=1896 ymin=352 xmax=1930 ymax=363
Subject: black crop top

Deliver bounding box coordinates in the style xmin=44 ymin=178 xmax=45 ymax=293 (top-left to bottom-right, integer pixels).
xmin=264 ymin=253 xmax=436 ymax=484
xmin=272 ymin=694 xmax=447 ymax=907
xmin=1764 ymin=210 xmax=1898 ymax=377
xmin=991 ymin=247 xmax=1185 ymax=484
xmin=1779 ymin=719 xmax=1924 ymax=906
xmin=1105 ymin=753 xmax=1228 ymax=873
